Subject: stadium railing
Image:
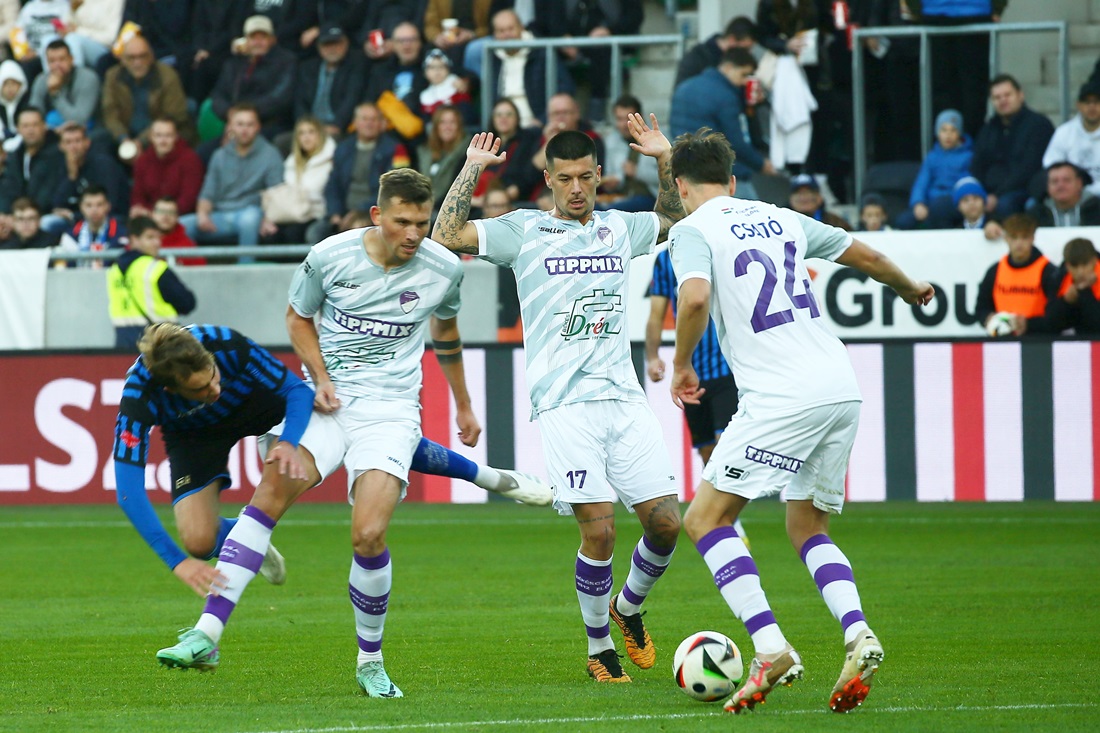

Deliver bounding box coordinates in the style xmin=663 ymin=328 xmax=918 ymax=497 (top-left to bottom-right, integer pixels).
xmin=48 ymin=245 xmax=311 ymax=267
xmin=851 ymin=20 xmax=1070 ymax=204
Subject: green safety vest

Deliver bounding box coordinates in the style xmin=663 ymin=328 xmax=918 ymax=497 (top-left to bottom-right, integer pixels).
xmin=106 ymin=254 xmax=179 ymax=327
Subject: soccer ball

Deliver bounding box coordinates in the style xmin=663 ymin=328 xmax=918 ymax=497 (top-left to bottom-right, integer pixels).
xmin=672 ymin=631 xmax=744 ymax=702
xmin=986 ymin=312 xmax=1015 ymax=337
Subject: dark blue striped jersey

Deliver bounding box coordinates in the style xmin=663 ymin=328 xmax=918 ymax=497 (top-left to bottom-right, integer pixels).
xmin=113 ymin=324 xmax=314 ymax=570
xmin=649 ymin=249 xmax=732 ymax=381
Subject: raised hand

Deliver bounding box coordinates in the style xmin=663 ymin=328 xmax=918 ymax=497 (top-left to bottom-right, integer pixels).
xmin=465 ymin=132 xmax=508 ymax=168
xmin=627 ymin=112 xmax=672 ymax=160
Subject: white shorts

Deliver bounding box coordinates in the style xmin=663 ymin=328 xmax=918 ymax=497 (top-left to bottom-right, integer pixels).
xmin=267 ymin=397 xmax=421 ymax=503
xmin=702 ymin=401 xmax=860 ymax=514
xmin=538 ymin=400 xmax=677 ymax=516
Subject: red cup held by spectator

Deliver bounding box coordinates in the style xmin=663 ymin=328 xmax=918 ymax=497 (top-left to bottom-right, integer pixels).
xmin=832 ymin=1 xmax=849 ymax=30
xmin=744 ymin=76 xmax=761 ymax=106
xmin=368 ymin=29 xmax=384 ymax=52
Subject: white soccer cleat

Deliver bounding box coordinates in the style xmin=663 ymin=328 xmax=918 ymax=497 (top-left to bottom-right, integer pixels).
xmin=258 ymin=543 xmax=286 ymax=585
xmin=489 ymin=469 xmax=553 ymax=506
xmin=829 ymin=630 xmax=883 ymax=713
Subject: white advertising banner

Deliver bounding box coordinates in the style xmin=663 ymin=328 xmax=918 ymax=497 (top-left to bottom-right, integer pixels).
xmin=0 ymin=249 xmax=50 ymax=349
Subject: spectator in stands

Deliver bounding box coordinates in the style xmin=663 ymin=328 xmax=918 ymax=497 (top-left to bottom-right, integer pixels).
xmin=416 ymin=105 xmax=467 ymax=215
xmin=0 ymin=108 xmax=62 ymax=232
xmin=66 ymin=0 xmax=124 ymax=70
xmin=970 ymin=74 xmax=1054 ymax=221
xmin=28 ymin=39 xmax=100 ymax=129
xmin=1043 ymin=80 xmax=1100 ymax=198
xmin=153 ymin=196 xmax=205 ymax=266
xmin=669 ymin=48 xmax=774 ymax=202
xmin=471 ymin=97 xmax=542 ymax=206
xmin=896 ymin=109 xmax=972 ymax=230
xmin=788 ymin=173 xmax=851 ymax=229
xmin=57 ymin=184 xmax=128 ymax=268
xmin=529 ymin=0 xmax=643 ymax=122
xmin=418 ymin=49 xmax=473 ymax=123
xmin=917 ymin=0 xmax=1005 ymax=139
xmin=130 ymin=118 xmax=204 ymax=217
xmin=101 ymin=35 xmax=193 ymax=157
xmin=951 ymin=176 xmax=993 ymax=235
xmin=240 ymin=0 xmax=313 ymax=54
xmin=675 ymin=15 xmax=761 ymax=87
xmin=262 ymin=115 xmax=334 ymax=245
xmin=181 ymin=103 xmax=283 ymax=254
xmin=857 ymin=0 xmax=922 ymax=164
xmin=106 ymin=215 xmax=195 ymax=350
xmin=322 ymin=101 xmax=412 ymax=235
xmin=1026 ymin=162 xmax=1100 ymax=229
xmin=280 ymin=0 xmax=362 ymax=59
xmin=0 ymin=60 xmax=28 ymax=149
xmin=120 ymin=0 xmax=194 ymax=69
xmin=859 ymin=193 xmax=891 ymax=232
xmin=531 ymin=93 xmax=605 ymax=177
xmin=211 ymin=15 xmax=297 ymax=138
xmin=50 ymin=121 xmax=129 ymax=233
xmin=292 ymin=22 xmax=366 ymax=141
xmin=363 ymin=21 xmax=427 ymax=118
xmin=354 ymin=0 xmax=425 ymax=62
xmin=597 ymin=94 xmax=659 ymax=213
xmin=479 ymin=181 xmax=523 ymax=342
xmin=0 ymin=196 xmax=59 ymax=249
xmin=12 ymin=0 xmax=82 ymax=76
xmin=177 ymin=0 xmax=246 ymax=104
xmin=424 ymin=0 xmax=489 ymax=68
xmin=482 ymin=8 xmax=574 ymax=129
xmin=974 ymin=213 xmax=1059 ymax=337
xmin=1047 ymin=237 xmax=1100 ymax=335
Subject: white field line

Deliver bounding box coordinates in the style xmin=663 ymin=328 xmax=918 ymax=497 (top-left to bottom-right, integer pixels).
xmin=243 ymin=703 xmax=1097 ymax=733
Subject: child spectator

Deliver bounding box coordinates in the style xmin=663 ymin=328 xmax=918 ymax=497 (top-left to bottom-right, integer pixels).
xmin=859 ymin=193 xmax=891 ymax=232
xmin=57 ymin=184 xmax=127 ymax=268
xmin=897 ymin=109 xmax=972 ymax=229
xmin=0 ymin=196 xmax=58 ymax=249
xmin=106 ymin=215 xmax=195 ymax=350
xmin=0 ymin=59 xmax=28 ymax=150
xmin=1047 ymin=237 xmax=1100 ymax=335
xmin=952 ymin=176 xmax=994 ymax=236
xmin=974 ymin=213 xmax=1060 ymax=337
xmin=152 ymin=196 xmax=204 ymax=266
xmin=418 ymin=49 xmax=471 ymax=122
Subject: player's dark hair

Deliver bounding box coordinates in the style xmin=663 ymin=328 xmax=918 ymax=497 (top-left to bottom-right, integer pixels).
xmin=612 ymin=94 xmax=642 ymax=114
xmin=670 ymin=128 xmax=736 ymax=185
xmin=138 ymin=324 xmax=214 ymax=389
xmin=377 ymin=168 xmax=433 ymax=208
xmin=1064 ymin=237 xmax=1099 ymax=267
xmin=129 ymin=215 xmax=159 ymax=238
xmin=545 ymin=130 xmax=597 ymax=169
xmin=1002 ymin=212 xmax=1037 ymax=238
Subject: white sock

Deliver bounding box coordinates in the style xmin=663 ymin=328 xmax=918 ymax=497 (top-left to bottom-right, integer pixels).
xmin=576 ymin=552 xmax=614 ymax=656
xmin=474 ymin=465 xmax=501 ymax=489
xmin=350 ymin=548 xmax=392 ymax=664
xmin=800 ymin=534 xmax=870 ymax=645
xmin=194 ymin=505 xmax=274 ymax=644
xmin=615 ymin=535 xmax=674 ymax=616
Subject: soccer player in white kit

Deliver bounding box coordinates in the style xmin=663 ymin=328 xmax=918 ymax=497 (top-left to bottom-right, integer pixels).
xmin=667 ymin=130 xmax=934 ymax=714
xmin=156 ymin=169 xmax=480 ymax=698
xmin=432 ymin=118 xmax=685 ymax=683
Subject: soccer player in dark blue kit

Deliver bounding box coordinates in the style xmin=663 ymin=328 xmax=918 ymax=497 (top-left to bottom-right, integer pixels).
xmin=115 ymin=323 xmax=551 ymax=600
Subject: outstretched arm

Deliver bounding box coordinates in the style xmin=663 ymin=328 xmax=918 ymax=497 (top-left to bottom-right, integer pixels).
xmin=432 ymin=132 xmax=508 ymax=256
xmin=286 ymin=305 xmax=340 ymax=413
xmin=627 ymin=113 xmax=686 ymax=243
xmin=835 ymin=239 xmax=935 ymax=306
xmin=430 ymin=315 xmax=481 ymax=447
xmin=671 ymin=277 xmax=710 ymax=408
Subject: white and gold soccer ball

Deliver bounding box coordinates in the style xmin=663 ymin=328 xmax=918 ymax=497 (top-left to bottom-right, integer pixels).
xmin=673 ymin=631 xmax=743 ymax=702
xmin=986 ymin=312 xmax=1015 ymax=337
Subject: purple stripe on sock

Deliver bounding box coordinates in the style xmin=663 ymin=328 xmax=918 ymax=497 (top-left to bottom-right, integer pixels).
xmin=203 ymin=593 xmax=236 ymax=624
xmin=242 ymin=504 xmax=276 ymax=530
xmin=713 ymin=555 xmax=758 ymax=590
xmin=799 ymin=533 xmax=833 ymax=564
xmin=219 ymin=539 xmax=264 ymax=573
xmin=695 ymin=525 xmax=739 ymax=557
xmin=841 ymin=610 xmax=866 ymax=631
xmin=354 ymin=548 xmax=391 ymax=570
xmin=357 ymin=636 xmax=382 ymax=653
xmin=631 ymin=547 xmax=666 ymax=578
xmin=349 ymin=586 xmax=389 ymax=616
xmin=641 ymin=534 xmax=675 ymax=557
xmin=576 ymin=558 xmax=613 ymax=596
xmin=621 ymin=583 xmax=644 ymax=607
xmin=744 ymin=610 xmax=778 ymax=635
xmin=814 ymin=562 xmax=855 ymax=590
xmin=585 ymin=624 xmax=610 ymax=639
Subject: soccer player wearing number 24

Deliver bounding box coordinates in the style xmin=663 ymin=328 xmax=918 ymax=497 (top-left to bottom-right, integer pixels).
xmin=433 ymin=115 xmax=686 ymax=683
xmin=668 ymin=130 xmax=934 ymax=714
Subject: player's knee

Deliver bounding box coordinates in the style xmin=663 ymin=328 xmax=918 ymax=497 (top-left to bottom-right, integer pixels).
xmin=182 ymin=533 xmax=217 ymax=560
xmin=351 ymin=524 xmax=387 ymax=557
xmin=682 ymin=503 xmax=709 ymax=544
xmin=580 ymin=525 xmax=616 ymax=559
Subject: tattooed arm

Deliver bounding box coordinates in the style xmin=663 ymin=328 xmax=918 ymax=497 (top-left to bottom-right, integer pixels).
xmin=432 ymin=132 xmax=508 ymax=256
xmin=626 ymin=113 xmax=686 ymax=243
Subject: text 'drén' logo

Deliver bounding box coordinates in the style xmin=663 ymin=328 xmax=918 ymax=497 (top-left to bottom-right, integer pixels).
xmin=556 ymin=289 xmax=622 ymax=341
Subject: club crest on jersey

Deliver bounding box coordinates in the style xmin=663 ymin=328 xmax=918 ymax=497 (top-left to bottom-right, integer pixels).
xmin=596 ymin=225 xmax=613 ymax=247
xmin=399 ymin=290 xmax=419 ymax=314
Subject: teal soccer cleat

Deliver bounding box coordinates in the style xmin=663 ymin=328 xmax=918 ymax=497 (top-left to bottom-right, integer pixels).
xmin=157 ymin=628 xmax=219 ymax=671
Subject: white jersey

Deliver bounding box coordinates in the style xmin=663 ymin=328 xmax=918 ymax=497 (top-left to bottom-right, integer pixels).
xmin=668 ymin=197 xmax=861 ymax=416
xmin=474 ymin=208 xmax=659 ymax=417
xmin=288 ymin=227 xmax=463 ymax=403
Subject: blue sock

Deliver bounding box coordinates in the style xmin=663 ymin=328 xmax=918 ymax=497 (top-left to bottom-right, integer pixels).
xmin=410 ymin=437 xmax=478 ymax=482
xmin=203 ymin=516 xmax=238 ymax=560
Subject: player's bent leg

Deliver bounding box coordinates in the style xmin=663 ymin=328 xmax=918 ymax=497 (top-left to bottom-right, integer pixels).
xmin=573 ymin=502 xmax=628 ymax=681
xmin=251 ymin=444 xmax=323 ymax=585
xmin=409 ymin=438 xmax=552 ymax=506
xmin=173 ymin=480 xmax=228 ymax=559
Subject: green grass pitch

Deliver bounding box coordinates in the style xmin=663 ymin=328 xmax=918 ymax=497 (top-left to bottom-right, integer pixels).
xmin=2 ymin=500 xmax=1098 ymax=732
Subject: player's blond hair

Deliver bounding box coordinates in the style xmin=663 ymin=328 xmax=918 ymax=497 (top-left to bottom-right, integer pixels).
xmin=138 ymin=324 xmax=214 ymax=389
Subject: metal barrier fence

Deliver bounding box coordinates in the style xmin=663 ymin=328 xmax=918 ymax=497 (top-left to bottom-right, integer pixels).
xmin=48 ymin=245 xmax=311 ymax=266
xmin=851 ymin=21 xmax=1070 ymax=204
xmin=478 ymin=33 xmax=684 ymax=126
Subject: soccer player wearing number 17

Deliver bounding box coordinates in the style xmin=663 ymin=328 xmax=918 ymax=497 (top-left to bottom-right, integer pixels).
xmin=668 ymin=129 xmax=935 ymax=714
xmin=433 ymin=115 xmax=686 ymax=684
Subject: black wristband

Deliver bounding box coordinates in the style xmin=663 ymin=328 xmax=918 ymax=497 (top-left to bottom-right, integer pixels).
xmin=436 ymin=351 xmax=462 ymax=364
xmin=432 ymin=338 xmax=462 ymax=351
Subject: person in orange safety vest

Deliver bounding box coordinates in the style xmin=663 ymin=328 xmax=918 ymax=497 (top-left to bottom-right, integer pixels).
xmin=974 ymin=213 xmax=1060 ymax=336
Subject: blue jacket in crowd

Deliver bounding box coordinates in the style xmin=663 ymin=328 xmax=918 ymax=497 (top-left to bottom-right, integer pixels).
xmin=970 ymin=104 xmax=1054 ymax=197
xmin=909 ymin=135 xmax=974 ymax=207
xmin=669 ymin=67 xmax=765 ymax=181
